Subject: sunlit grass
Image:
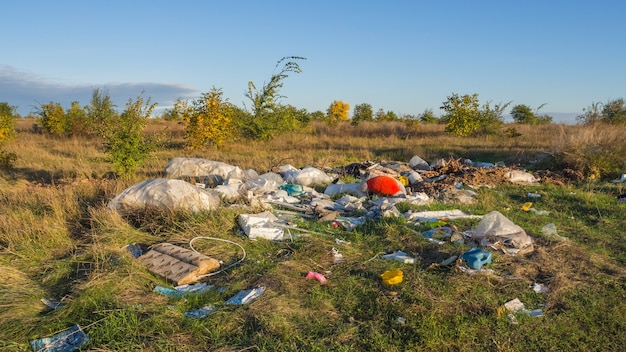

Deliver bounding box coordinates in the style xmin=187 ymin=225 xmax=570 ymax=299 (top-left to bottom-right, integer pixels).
xmin=1 ymin=118 xmax=625 ymax=350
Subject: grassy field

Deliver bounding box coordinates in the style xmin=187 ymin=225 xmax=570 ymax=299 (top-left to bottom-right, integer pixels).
xmin=1 ymin=119 xmax=625 ymax=351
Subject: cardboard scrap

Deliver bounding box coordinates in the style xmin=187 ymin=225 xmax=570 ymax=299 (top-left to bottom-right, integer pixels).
xmin=139 ymin=243 xmax=220 ymax=285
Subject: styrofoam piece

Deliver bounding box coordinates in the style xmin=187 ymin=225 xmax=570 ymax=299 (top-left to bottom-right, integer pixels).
xmin=239 ymin=211 xmax=285 ymax=240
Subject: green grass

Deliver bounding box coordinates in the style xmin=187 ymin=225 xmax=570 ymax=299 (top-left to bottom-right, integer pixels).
xmin=1 ymin=120 xmax=626 ymax=351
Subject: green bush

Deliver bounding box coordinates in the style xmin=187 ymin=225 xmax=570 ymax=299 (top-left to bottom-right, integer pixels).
xmin=100 ymin=95 xmax=156 ymax=177
xmin=242 ymin=56 xmax=306 ymax=140
xmin=440 ymin=93 xmax=509 ymax=136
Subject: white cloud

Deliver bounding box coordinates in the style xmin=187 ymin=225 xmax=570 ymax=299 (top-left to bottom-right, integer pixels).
xmin=0 ymin=65 xmax=198 ymax=116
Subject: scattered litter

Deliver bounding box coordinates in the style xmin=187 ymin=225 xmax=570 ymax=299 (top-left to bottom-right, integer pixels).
xmin=504 ymin=298 xmax=526 ymax=313
xmin=439 ymin=255 xmax=458 ymax=266
xmin=324 ymin=183 xmax=367 ymax=197
xmin=507 ymin=313 xmax=518 ymax=324
xmin=507 ymin=170 xmax=540 ymax=184
xmin=281 ymin=165 xmax=334 ymax=187
xmin=154 ymin=282 xmax=215 ymax=297
xmin=331 ymin=247 xmax=344 ymax=263
xmin=532 ymin=283 xmax=550 ymax=294
xmin=395 ymin=316 xmax=407 ymax=324
xmin=527 ymin=192 xmax=541 ymax=198
xmin=225 ymin=286 xmax=266 ymax=305
xmin=364 ymin=175 xmax=406 ymax=196
xmin=381 ymin=250 xmax=417 ymax=264
xmin=521 ymin=202 xmax=533 ymax=211
xmin=406 ymin=209 xmax=482 ymax=223
xmin=40 ymin=298 xmax=66 ymax=310
xmin=528 ymin=208 xmax=550 ymax=215
xmin=108 ymin=178 xmax=221 ymax=214
xmin=279 ymin=183 xmax=305 ymax=196
xmin=403 ymin=226 xmax=446 ymax=245
xmin=503 ymin=298 xmax=544 ymax=319
xmin=457 ymin=265 xmax=496 ymax=275
xmin=408 ymin=155 xmax=430 ymax=170
xmin=30 ymin=324 xmax=89 ymax=352
xmin=334 ymin=238 xmax=351 ymax=245
xmin=611 ymin=174 xmax=626 ymax=183
xmin=541 ymin=223 xmax=569 ymax=241
xmin=305 ymin=271 xmax=328 ymax=284
xmin=239 ymin=211 xmax=285 ymax=240
xmin=184 ymin=305 xmax=218 ymax=319
xmin=381 ymin=269 xmax=403 ymax=285
xmin=125 ymin=243 xmax=143 ymax=258
xmin=469 ymin=211 xmax=534 ymax=255
xmin=460 ymin=248 xmax=492 ymax=270
xmin=139 ymin=243 xmax=221 ymax=285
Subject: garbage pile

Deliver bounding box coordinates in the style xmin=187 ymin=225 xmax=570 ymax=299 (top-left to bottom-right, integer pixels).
xmin=108 ymin=155 xmax=543 ymax=253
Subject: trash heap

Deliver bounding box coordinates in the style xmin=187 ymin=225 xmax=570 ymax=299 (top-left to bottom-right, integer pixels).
xmin=109 ymin=155 xmax=542 ymax=254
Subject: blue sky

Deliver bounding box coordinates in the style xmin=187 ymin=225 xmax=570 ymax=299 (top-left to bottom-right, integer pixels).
xmin=2 ymin=0 xmax=625 ymax=123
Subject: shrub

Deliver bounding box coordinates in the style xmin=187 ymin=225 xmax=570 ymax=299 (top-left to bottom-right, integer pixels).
xmin=510 ymin=104 xmax=552 ymax=125
xmin=440 ymin=93 xmax=509 ymax=136
xmin=351 ymin=103 xmax=373 ymax=126
xmin=578 ymin=98 xmax=626 ymax=125
xmin=243 ymin=56 xmax=306 ymax=139
xmin=178 ymin=87 xmax=235 ymax=149
xmin=37 ymin=102 xmax=66 ymax=135
xmin=326 ymin=100 xmax=350 ymax=126
xmin=100 ymin=95 xmax=156 ymax=177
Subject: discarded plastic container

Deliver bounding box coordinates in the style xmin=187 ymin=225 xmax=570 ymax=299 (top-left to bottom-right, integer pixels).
xmin=30 ymin=324 xmax=89 ymax=352
xmin=381 ymin=269 xmax=403 ymax=285
xmin=460 ymin=248 xmax=492 ymax=270
xmin=305 ymin=271 xmax=328 ymax=284
xmin=184 ymin=305 xmax=218 ymax=318
xmin=279 ymin=183 xmax=305 ymax=196
xmin=611 ymin=174 xmax=626 ymax=183
xmin=407 ymin=171 xmax=423 ymax=184
xmin=225 ymin=286 xmax=266 ymax=305
xmin=381 ymin=250 xmax=416 ymax=264
xmin=522 ymin=202 xmax=533 ymax=211
xmin=541 ymin=223 xmax=569 ymax=241
xmin=527 ymin=192 xmax=541 ymax=198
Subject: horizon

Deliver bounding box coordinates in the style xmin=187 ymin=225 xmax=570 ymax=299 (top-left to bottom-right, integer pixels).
xmin=2 ymin=1 xmax=624 ymax=125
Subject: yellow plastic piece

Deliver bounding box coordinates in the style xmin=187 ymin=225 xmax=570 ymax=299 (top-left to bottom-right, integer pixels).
xmin=398 ymin=176 xmax=409 ymax=186
xmin=522 ymin=202 xmax=533 ymax=211
xmin=381 ymin=269 xmax=403 ymax=285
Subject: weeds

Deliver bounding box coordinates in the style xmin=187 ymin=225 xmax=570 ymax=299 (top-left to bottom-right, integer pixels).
xmin=1 ymin=119 xmax=625 ymax=350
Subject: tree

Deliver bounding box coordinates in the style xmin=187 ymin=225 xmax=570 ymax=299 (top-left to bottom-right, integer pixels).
xmin=178 ymin=87 xmax=235 ymax=149
xmin=0 ymin=102 xmax=18 ymax=119
xmin=243 ymin=56 xmax=306 ymax=139
xmin=100 ymin=94 xmax=156 ymax=177
xmin=0 ymin=103 xmax=16 ymax=146
xmin=577 ymin=102 xmax=603 ymax=125
xmin=86 ymin=88 xmax=116 ymax=136
xmin=577 ymin=98 xmax=626 ymax=125
xmin=65 ymin=101 xmax=90 ymax=135
xmin=440 ymin=93 xmax=509 ymax=136
xmin=0 ymin=105 xmax=16 ymax=168
xmin=479 ymin=100 xmax=511 ymax=135
xmin=326 ymin=100 xmax=350 ymax=126
xmin=351 ymin=103 xmax=373 ymax=126
xmin=37 ymin=102 xmax=66 ymax=135
xmin=510 ymin=104 xmax=552 ymax=125
xmin=440 ymin=93 xmax=481 ymax=136
xmin=418 ymin=109 xmax=439 ymax=124
xmin=601 ymin=98 xmax=626 ymax=124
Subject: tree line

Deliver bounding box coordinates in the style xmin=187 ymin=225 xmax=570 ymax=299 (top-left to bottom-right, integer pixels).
xmin=1 ymin=56 xmax=625 ymax=174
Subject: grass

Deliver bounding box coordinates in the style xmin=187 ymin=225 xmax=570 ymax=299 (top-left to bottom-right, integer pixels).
xmin=1 ymin=119 xmax=625 ymax=351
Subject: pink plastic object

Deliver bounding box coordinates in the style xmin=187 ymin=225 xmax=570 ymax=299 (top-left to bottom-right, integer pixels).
xmin=305 ymin=271 xmax=328 ymax=285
